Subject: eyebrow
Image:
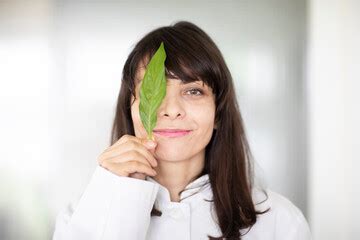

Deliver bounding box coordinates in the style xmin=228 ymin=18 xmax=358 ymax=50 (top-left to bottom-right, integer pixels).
xmin=135 ymin=77 xmax=205 ymax=88
xmin=180 ymin=81 xmax=204 ymax=86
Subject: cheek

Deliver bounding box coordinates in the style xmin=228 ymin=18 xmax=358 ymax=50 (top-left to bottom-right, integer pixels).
xmin=192 ymin=103 xmax=216 ymax=129
xmin=199 ymin=105 xmax=216 ymax=141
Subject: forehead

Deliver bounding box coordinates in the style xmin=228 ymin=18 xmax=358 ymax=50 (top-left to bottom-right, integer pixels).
xmin=134 ymin=61 xmax=206 ymax=87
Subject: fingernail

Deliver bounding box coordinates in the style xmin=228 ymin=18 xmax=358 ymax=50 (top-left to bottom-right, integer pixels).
xmin=146 ymin=140 xmax=156 ymax=148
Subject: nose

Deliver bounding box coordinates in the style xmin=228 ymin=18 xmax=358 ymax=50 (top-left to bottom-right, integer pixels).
xmin=157 ymin=90 xmax=185 ymax=120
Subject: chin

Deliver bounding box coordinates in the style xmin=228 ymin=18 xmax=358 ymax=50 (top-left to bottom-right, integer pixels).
xmin=154 ymin=147 xmax=189 ymax=162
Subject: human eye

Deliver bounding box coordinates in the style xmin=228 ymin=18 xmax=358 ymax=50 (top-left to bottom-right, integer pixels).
xmin=185 ymin=88 xmax=204 ymax=96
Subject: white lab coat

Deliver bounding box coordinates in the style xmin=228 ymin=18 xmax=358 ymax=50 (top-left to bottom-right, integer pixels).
xmin=52 ymin=166 xmax=312 ymax=240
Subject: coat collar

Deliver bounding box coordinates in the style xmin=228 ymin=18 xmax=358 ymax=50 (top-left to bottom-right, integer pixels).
xmin=145 ymin=174 xmax=211 ymax=209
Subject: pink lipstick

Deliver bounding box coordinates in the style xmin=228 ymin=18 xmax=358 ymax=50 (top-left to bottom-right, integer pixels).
xmin=153 ymin=129 xmax=192 ymax=138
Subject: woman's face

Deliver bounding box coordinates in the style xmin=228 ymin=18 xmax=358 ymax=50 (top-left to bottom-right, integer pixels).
xmin=130 ymin=64 xmax=216 ymax=163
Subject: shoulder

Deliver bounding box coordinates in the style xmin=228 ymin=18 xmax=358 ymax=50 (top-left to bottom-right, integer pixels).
xmin=252 ymin=187 xmax=305 ymax=221
xmin=247 ymin=188 xmax=312 ymax=239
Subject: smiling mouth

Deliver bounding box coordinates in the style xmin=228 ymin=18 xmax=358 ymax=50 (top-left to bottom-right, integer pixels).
xmin=153 ymin=129 xmax=192 ymax=138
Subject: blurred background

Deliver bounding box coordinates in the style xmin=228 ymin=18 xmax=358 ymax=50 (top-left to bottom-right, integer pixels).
xmin=0 ymin=0 xmax=359 ymax=239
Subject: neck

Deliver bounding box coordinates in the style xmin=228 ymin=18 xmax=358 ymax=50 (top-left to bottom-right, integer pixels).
xmin=153 ymin=151 xmax=205 ymax=202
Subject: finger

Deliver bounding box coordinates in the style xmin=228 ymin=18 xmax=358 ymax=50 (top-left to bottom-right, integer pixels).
xmin=130 ymin=172 xmax=146 ymax=180
xmin=100 ymin=160 xmax=156 ymax=177
xmin=104 ymin=135 xmax=153 ymax=153
xmin=105 ymin=151 xmax=153 ymax=168
xmin=114 ymin=135 xmax=145 ymax=148
xmin=101 ymin=141 xmax=158 ymax=167
xmin=123 ymin=161 xmax=157 ymax=176
xmin=102 ymin=135 xmax=134 ymax=154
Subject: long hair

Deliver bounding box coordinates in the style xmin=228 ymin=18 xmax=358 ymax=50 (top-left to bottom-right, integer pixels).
xmin=110 ymin=21 xmax=269 ymax=239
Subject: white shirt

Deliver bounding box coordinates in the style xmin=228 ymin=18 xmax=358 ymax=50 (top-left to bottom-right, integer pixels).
xmin=52 ymin=166 xmax=312 ymax=240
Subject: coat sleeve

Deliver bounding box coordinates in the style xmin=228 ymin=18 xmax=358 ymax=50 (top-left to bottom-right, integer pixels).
xmin=272 ymin=192 xmax=313 ymax=240
xmin=287 ymin=216 xmax=313 ymax=240
xmin=52 ymin=166 xmax=159 ymax=240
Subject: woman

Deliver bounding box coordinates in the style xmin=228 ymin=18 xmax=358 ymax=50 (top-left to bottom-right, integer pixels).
xmin=53 ymin=21 xmax=312 ymax=240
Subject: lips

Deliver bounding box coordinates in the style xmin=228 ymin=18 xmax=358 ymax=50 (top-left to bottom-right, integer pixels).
xmin=153 ymin=129 xmax=192 ymax=138
xmin=154 ymin=129 xmax=191 ymax=132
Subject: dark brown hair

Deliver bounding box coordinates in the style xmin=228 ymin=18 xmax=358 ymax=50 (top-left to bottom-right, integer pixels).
xmin=110 ymin=21 xmax=269 ymax=239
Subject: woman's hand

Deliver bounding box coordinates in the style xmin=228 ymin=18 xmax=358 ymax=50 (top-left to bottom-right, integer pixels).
xmin=97 ymin=134 xmax=158 ymax=180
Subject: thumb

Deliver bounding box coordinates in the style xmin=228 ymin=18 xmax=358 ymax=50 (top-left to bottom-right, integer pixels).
xmin=142 ymin=138 xmax=157 ymax=149
xmin=146 ymin=140 xmax=157 ymax=156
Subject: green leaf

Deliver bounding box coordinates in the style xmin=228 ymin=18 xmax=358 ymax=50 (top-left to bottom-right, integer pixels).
xmin=139 ymin=42 xmax=167 ymax=140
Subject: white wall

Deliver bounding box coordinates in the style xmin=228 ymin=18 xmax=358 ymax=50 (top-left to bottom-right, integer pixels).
xmin=307 ymin=0 xmax=360 ymax=239
xmin=0 ymin=1 xmax=308 ymax=239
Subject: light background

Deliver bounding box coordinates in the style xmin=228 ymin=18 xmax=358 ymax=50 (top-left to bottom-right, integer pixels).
xmin=0 ymin=0 xmax=359 ymax=239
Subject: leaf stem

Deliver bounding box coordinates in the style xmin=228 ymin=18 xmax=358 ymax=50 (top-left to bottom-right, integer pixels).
xmin=148 ymin=132 xmax=155 ymax=141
